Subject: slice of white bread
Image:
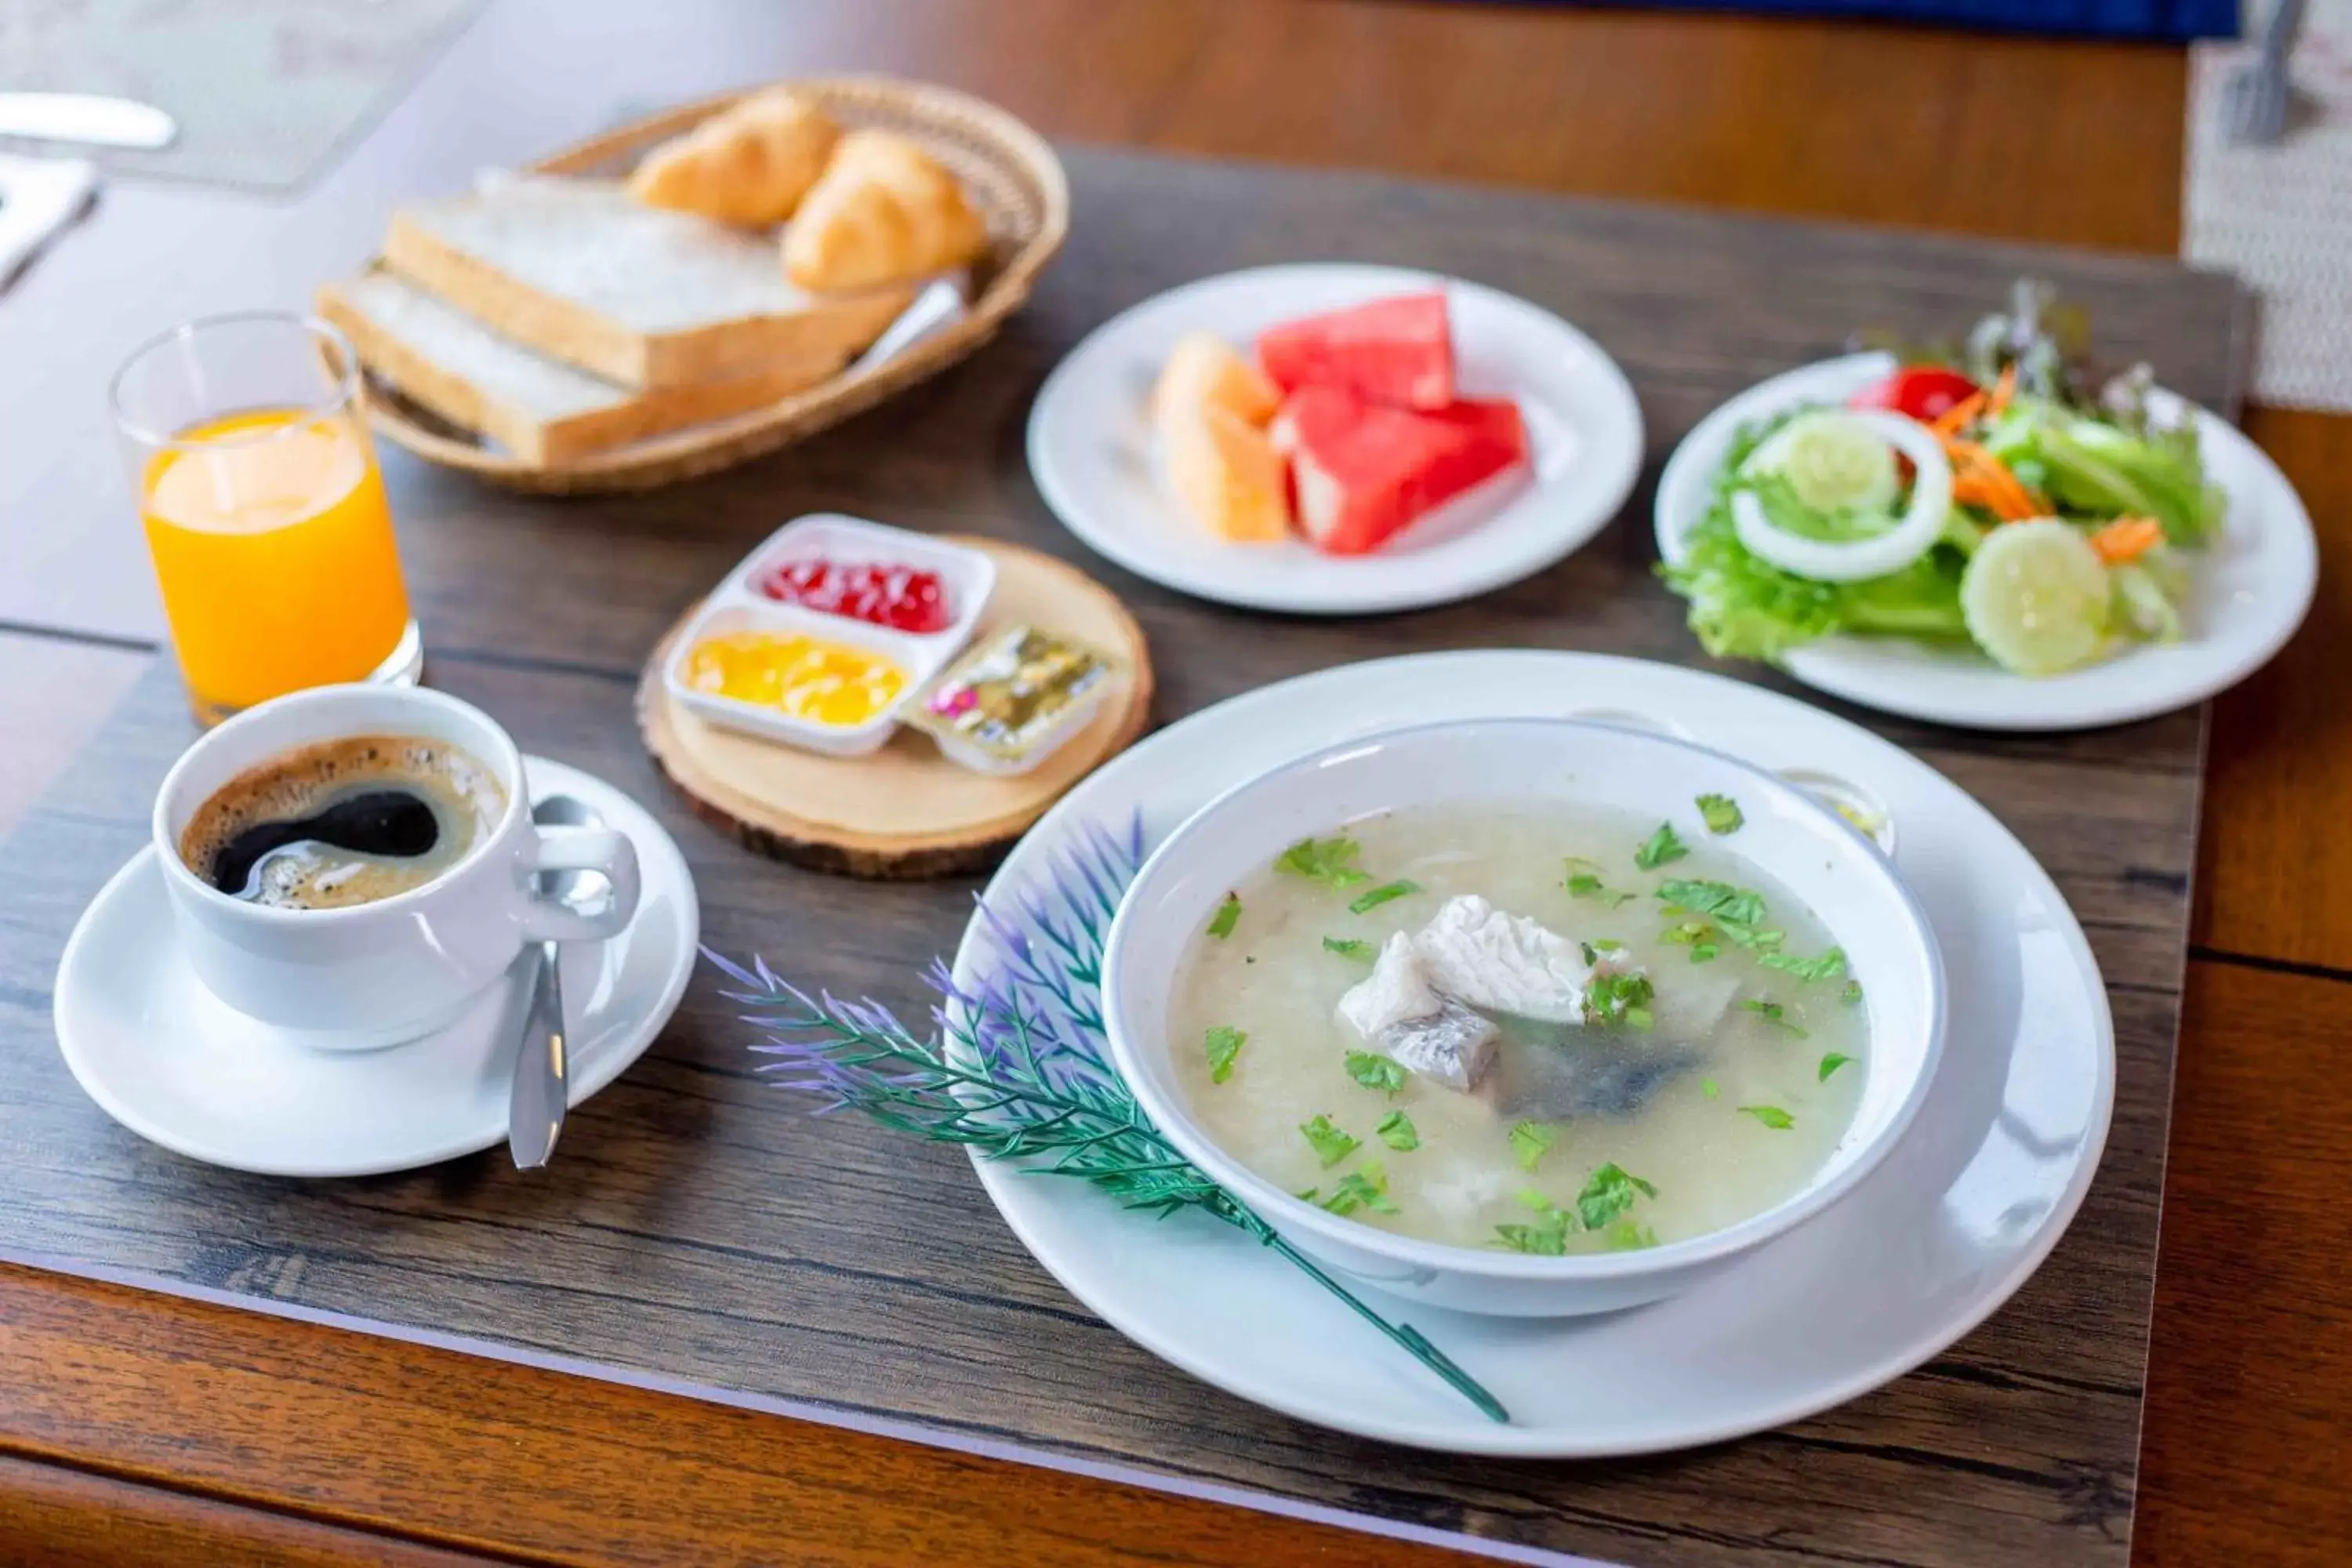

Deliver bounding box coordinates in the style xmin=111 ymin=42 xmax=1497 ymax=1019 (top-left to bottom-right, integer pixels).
xmin=318 ymin=273 xmax=843 ymax=466
xmin=382 ymin=176 xmax=916 ymax=389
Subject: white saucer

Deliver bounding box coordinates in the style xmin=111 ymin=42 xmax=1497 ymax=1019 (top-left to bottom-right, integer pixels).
xmin=1026 ymin=263 xmax=1644 ymax=615
xmin=53 ymin=757 xmax=699 ymax=1178
xmin=1654 ymin=351 xmax=2318 ymax=731
xmin=952 ymin=652 xmax=2116 ymax=1456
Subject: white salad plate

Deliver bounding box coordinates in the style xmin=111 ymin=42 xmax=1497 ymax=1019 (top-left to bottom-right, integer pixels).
xmin=53 ymin=758 xmax=698 ymax=1178
xmin=1027 ymin=263 xmax=1645 ymax=615
xmin=953 ymin=651 xmax=2117 ymax=1456
xmin=1654 ymin=351 xmax=2318 ymax=731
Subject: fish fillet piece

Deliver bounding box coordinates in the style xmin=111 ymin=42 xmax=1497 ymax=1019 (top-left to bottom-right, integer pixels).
xmin=1336 ymin=931 xmax=1442 ymax=1037
xmin=1497 ymin=1029 xmax=1705 ymax=1122
xmin=1379 ymin=997 xmax=1500 ymax=1092
xmin=1412 ymin=895 xmax=1596 ymax=1024
xmin=1334 ymin=932 xmax=1497 ymax=1092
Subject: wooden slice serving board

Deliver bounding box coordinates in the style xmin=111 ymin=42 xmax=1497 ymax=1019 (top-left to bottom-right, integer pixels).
xmin=637 ymin=535 xmax=1152 ymax=878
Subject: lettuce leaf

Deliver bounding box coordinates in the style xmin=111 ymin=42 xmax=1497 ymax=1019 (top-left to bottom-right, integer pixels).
xmin=1984 ymin=397 xmax=2223 ymax=546
xmin=1661 ymin=411 xmax=1969 ymax=663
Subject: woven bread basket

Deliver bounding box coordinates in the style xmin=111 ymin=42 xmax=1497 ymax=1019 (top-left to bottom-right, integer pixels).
xmin=356 ymin=76 xmax=1068 ymax=495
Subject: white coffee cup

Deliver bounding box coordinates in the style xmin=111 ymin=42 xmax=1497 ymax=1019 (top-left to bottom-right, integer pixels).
xmin=153 ymin=684 xmax=641 ymax=1051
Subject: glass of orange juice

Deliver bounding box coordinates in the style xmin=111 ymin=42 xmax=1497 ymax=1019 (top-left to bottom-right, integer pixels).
xmin=110 ymin=312 xmax=421 ymax=727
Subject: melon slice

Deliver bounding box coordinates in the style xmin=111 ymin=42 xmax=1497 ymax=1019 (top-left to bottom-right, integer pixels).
xmin=1256 ymin=292 xmax=1454 ymax=411
xmin=1273 ymin=385 xmax=1526 ymax=556
xmin=1153 ymin=331 xmax=1282 ymax=428
xmin=1163 ymin=400 xmax=1291 ymax=544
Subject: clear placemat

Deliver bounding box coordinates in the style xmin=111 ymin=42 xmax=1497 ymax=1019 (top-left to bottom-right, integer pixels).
xmin=2186 ymin=0 xmax=2352 ymax=411
xmin=0 ymin=0 xmax=483 ymax=194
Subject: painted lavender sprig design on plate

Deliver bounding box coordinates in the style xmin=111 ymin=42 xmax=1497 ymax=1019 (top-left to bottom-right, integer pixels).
xmin=707 ymin=814 xmax=1508 ymax=1424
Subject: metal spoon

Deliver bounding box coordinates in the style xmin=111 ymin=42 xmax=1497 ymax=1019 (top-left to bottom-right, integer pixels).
xmin=508 ymin=794 xmax=601 ymax=1169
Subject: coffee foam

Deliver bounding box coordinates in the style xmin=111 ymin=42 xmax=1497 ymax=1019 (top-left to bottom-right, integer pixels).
xmin=177 ymin=734 xmax=507 ymax=909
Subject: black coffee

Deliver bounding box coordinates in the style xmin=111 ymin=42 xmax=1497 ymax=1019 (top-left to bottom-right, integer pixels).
xmin=177 ymin=735 xmax=506 ymax=910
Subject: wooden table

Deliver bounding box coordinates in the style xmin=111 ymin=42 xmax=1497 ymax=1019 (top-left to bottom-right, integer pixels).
xmin=1 ymin=3 xmax=2343 ymax=1564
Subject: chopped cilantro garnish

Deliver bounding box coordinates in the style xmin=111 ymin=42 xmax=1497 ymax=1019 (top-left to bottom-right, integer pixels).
xmin=1739 ymin=1104 xmax=1795 ymax=1130
xmin=1205 ymin=893 xmax=1241 ymax=938
xmin=1660 ymin=920 xmax=1724 ymax=964
xmin=1575 ymin=1162 xmax=1657 ymax=1230
xmin=1603 ymin=1218 xmax=1661 ymax=1251
xmin=1741 ymin=997 xmax=1806 ymax=1036
xmin=1204 ymin=1025 xmax=1246 ymax=1083
xmin=1508 ymin=1120 xmax=1556 ymax=1171
xmin=1494 ymin=1218 xmax=1570 ymax=1255
xmin=1494 ymin=1189 xmax=1576 ymax=1253
xmin=1700 ymin=1076 xmax=1719 ymax=1100
xmin=1345 ymin=1051 xmax=1407 ymax=1096
xmin=1583 ymin=970 xmax=1657 ymax=1029
xmin=1818 ymin=1052 xmax=1853 ymax=1082
xmin=1760 ymin=946 xmax=1847 ymax=983
xmin=1374 ymin=1110 xmax=1420 ymax=1152
xmin=1299 ymin=1114 xmax=1360 ymax=1167
xmin=1578 ymin=938 xmax=1625 ymax=966
xmin=1323 ymin=935 xmax=1375 ymax=961
xmin=1276 ymin=836 xmax=1370 ymax=889
xmin=1654 ymin=879 xmax=1768 ymax=929
xmin=1320 ymin=1163 xmax=1398 ymax=1216
xmin=1840 ymin=979 xmax=1865 ymax=1007
xmin=1348 ymin=879 xmax=1420 ymax=915
xmin=1566 ymin=858 xmax=1639 ymax=908
xmin=1697 ymin=793 xmax=1744 ymax=835
xmin=1635 ymin=822 xmax=1690 ymax=870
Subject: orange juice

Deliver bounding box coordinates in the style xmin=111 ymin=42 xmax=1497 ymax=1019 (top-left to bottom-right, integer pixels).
xmin=143 ymin=408 xmax=412 ymax=722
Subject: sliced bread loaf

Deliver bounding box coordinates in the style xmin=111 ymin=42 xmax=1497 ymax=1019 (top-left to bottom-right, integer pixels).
xmin=381 ymin=176 xmax=916 ymax=389
xmin=319 ymin=272 xmax=842 ymax=466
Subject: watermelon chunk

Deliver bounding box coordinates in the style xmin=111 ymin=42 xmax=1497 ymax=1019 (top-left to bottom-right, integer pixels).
xmin=1272 ymin=386 xmax=1527 ymax=556
xmin=1257 ymin=292 xmax=1454 ymax=411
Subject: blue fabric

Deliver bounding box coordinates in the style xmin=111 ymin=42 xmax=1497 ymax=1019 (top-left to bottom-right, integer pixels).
xmin=1468 ymin=0 xmax=2239 ymax=40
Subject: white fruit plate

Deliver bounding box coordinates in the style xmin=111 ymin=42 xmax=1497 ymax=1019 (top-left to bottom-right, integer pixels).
xmin=1026 ymin=263 xmax=1644 ymax=615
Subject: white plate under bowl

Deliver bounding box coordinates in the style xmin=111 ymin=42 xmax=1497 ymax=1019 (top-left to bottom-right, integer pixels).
xmin=53 ymin=757 xmax=698 ymax=1178
xmin=952 ymin=651 xmax=2117 ymax=1456
xmin=1027 ymin=263 xmax=1645 ymax=615
xmin=1653 ymin=351 xmax=2318 ymax=731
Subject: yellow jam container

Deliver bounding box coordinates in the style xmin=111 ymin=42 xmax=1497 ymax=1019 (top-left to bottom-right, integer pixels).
xmin=683 ymin=630 xmax=910 ymax=732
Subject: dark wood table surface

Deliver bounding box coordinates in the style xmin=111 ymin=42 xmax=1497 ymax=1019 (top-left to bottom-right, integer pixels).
xmin=1 ymin=2 xmax=2345 ymax=1565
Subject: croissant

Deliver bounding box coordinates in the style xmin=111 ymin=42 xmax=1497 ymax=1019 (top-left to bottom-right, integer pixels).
xmin=781 ymin=130 xmax=986 ymax=292
xmin=627 ymin=89 xmax=840 ymax=227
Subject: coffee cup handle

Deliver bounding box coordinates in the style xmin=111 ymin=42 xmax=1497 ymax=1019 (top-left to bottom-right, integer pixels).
xmin=517 ymin=828 xmax=642 ymax=942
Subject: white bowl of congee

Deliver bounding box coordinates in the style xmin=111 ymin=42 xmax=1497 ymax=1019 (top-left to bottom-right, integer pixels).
xmin=1102 ymin=717 xmax=1947 ymax=1317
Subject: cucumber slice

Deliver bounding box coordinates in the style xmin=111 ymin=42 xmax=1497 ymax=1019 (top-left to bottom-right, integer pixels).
xmin=1731 ymin=411 xmax=1951 ymax=583
xmin=1959 ymin=519 xmax=2111 ymax=676
xmin=1744 ymin=411 xmax=1900 ymax=515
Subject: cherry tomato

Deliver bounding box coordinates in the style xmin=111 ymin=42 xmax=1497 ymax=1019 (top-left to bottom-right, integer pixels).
xmin=1847 ymin=366 xmax=1981 ymax=423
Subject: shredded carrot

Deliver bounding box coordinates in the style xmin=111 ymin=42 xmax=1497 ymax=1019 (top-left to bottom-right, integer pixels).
xmin=1938 ymin=436 xmax=2045 ymax=521
xmin=1987 ymin=364 xmax=2017 ymax=416
xmin=1929 ymin=392 xmax=1987 ymax=437
xmin=2089 ymin=516 xmax=2164 ymax=565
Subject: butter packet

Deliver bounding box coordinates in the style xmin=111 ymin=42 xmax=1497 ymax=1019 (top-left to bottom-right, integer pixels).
xmin=904 ymin=624 xmax=1122 ymax=775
